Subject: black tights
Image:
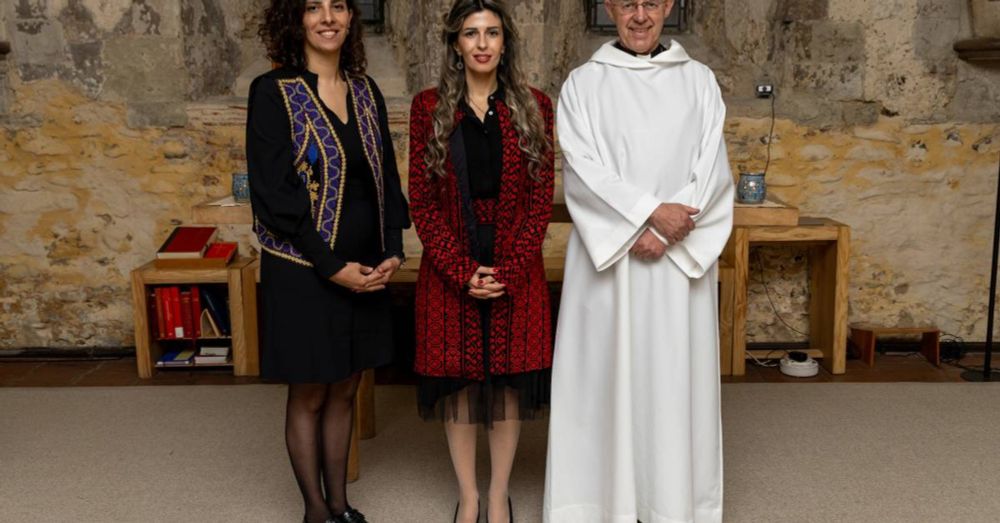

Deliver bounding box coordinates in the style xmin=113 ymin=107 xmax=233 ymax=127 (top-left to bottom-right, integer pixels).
xmin=285 ymin=374 xmax=361 ymax=523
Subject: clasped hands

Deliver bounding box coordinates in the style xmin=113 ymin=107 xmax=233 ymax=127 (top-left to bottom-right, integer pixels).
xmin=329 ymin=257 xmax=402 ymax=292
xmin=630 ymin=203 xmax=700 ymax=261
xmin=468 ymin=266 xmax=506 ymax=300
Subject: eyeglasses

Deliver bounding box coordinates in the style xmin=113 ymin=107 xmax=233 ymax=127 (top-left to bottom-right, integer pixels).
xmin=614 ymin=0 xmax=665 ymax=13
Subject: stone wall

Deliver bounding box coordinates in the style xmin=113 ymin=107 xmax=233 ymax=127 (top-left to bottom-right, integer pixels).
xmin=386 ymin=0 xmax=586 ymax=93
xmin=1 ymin=0 xmax=999 ymax=349
xmin=689 ymin=0 xmax=1000 ymax=342
xmin=0 ymin=0 xmax=268 ymax=347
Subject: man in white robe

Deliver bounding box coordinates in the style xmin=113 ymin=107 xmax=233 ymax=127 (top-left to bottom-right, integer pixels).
xmin=543 ymin=1 xmax=734 ymax=522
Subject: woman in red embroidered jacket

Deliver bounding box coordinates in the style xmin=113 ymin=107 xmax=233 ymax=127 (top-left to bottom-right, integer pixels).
xmin=409 ymin=1 xmax=554 ymax=522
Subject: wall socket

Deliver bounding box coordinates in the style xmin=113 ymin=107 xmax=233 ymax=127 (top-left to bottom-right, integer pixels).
xmin=755 ymin=83 xmax=774 ymax=98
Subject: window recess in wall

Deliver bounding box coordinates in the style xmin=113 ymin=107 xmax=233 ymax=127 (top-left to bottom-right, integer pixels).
xmin=357 ymin=0 xmax=385 ymax=32
xmin=587 ymin=0 xmax=690 ymax=33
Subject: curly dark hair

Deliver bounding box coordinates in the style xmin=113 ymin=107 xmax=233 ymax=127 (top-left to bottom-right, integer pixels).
xmin=258 ymin=0 xmax=367 ymax=75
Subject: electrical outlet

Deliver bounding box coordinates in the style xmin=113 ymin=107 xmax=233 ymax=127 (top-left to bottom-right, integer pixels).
xmin=755 ymin=84 xmax=774 ymax=98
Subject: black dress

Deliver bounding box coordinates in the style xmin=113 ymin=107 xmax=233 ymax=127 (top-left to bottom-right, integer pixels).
xmin=246 ymin=69 xmax=409 ymax=384
xmin=416 ymin=88 xmax=550 ymax=425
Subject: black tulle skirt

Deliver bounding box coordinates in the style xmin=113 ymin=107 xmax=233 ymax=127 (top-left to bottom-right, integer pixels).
xmin=417 ymin=368 xmax=551 ymax=425
xmin=416 ymin=222 xmax=550 ymax=426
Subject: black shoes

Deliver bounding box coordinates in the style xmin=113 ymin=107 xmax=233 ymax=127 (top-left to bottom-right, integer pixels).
xmin=304 ymin=505 xmax=366 ymax=523
xmin=334 ymin=507 xmax=368 ymax=523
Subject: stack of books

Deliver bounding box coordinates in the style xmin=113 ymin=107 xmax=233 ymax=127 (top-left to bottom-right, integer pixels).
xmin=156 ymin=349 xmax=196 ymax=368
xmin=194 ymin=346 xmax=231 ymax=365
xmin=154 ymin=226 xmax=238 ymax=269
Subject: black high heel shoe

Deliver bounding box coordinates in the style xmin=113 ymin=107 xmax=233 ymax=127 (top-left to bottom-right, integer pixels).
xmin=453 ymin=500 xmax=480 ymax=523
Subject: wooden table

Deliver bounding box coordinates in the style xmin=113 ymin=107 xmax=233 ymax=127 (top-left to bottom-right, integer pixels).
xmin=723 ymin=218 xmax=850 ymax=375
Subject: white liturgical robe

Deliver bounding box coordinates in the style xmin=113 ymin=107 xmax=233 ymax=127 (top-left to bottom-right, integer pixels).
xmin=544 ymin=41 xmax=734 ymax=523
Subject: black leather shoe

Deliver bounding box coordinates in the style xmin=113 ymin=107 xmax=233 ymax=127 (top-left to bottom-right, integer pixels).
xmin=334 ymin=507 xmax=367 ymax=523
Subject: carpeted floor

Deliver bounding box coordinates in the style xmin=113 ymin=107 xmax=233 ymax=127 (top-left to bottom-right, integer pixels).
xmin=1 ymin=383 xmax=999 ymax=522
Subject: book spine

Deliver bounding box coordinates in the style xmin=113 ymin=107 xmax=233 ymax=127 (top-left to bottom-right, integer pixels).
xmin=147 ymin=289 xmax=158 ymax=341
xmin=154 ymin=287 xmax=166 ymax=340
xmin=180 ymin=290 xmax=194 ymax=340
xmin=191 ymin=286 xmax=202 ymax=339
xmin=169 ymin=286 xmax=184 ymax=339
xmin=161 ymin=287 xmax=175 ymax=339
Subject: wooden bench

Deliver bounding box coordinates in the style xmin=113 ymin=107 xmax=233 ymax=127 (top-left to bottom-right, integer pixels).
xmin=849 ymin=324 xmax=941 ymax=367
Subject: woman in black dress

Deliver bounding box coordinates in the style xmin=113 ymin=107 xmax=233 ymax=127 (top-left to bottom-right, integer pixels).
xmin=248 ymin=1 xmax=408 ymax=522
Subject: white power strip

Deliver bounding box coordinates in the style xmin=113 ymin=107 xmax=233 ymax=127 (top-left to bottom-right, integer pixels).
xmin=779 ymin=354 xmax=819 ymax=377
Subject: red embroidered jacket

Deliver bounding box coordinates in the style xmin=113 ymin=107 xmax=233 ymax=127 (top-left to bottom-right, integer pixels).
xmin=409 ymin=87 xmax=555 ymax=380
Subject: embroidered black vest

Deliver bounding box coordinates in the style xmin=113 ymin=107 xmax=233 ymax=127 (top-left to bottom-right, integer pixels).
xmin=255 ymin=75 xmax=385 ymax=266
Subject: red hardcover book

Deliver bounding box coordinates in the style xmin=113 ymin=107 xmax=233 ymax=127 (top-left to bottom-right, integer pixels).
xmin=161 ymin=287 xmax=175 ymax=340
xmin=169 ymin=286 xmax=185 ymax=339
xmin=191 ymin=286 xmax=202 ymax=339
xmin=180 ymin=290 xmax=194 ymax=340
xmin=204 ymin=242 xmax=238 ymax=263
xmin=156 ymin=226 xmax=218 ymax=259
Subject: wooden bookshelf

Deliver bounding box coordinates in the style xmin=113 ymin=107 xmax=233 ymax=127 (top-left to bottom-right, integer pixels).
xmin=130 ymin=257 xmax=259 ymax=378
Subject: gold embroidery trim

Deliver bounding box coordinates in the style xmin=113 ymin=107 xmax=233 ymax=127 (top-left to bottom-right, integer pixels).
xmin=299 ymin=80 xmax=348 ymax=251
xmin=276 ymin=79 xmax=309 ymax=167
xmin=262 ymin=246 xmax=314 ymax=268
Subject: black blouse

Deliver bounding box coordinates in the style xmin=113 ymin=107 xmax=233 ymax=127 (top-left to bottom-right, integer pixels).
xmin=246 ymin=69 xmax=409 ymax=279
xmin=459 ymin=87 xmax=504 ymax=200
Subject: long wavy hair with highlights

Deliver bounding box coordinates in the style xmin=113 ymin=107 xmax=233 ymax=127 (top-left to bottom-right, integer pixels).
xmin=426 ymin=0 xmax=551 ymax=180
xmin=258 ymin=0 xmax=367 ymax=76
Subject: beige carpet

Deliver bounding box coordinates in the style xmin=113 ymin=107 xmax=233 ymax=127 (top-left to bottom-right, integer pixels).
xmin=1 ymin=383 xmax=999 ymax=522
